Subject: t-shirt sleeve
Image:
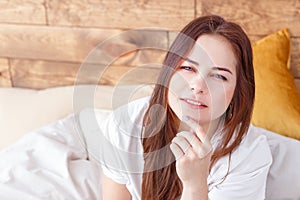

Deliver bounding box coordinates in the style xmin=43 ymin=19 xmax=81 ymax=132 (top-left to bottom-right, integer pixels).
xmin=99 ymin=113 xmax=128 ymax=185
xmin=101 ymin=163 xmax=128 ymax=185
xmin=208 ymin=131 xmax=272 ymax=200
xmin=98 ymin=97 xmax=149 ymax=186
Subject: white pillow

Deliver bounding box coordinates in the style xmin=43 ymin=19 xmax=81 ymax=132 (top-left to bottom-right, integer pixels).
xmin=0 ymin=84 xmax=153 ymax=150
xmin=255 ymin=125 xmax=300 ymax=199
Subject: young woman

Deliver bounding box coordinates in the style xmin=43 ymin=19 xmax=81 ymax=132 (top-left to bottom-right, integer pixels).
xmin=101 ymin=15 xmax=272 ymax=199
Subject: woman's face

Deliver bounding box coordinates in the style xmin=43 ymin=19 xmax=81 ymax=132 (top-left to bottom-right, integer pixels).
xmin=168 ymin=34 xmax=237 ymax=126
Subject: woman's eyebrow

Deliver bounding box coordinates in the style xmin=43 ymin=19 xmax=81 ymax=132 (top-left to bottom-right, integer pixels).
xmin=212 ymin=66 xmax=233 ymax=75
xmin=184 ymin=57 xmax=199 ymax=66
xmin=184 ymin=58 xmax=233 ymax=75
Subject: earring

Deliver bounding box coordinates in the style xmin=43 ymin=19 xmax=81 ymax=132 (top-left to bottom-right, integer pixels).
xmin=228 ymin=103 xmax=233 ymax=119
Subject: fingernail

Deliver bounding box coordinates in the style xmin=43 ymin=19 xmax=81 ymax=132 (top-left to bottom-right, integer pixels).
xmin=183 ymin=115 xmax=189 ymax=121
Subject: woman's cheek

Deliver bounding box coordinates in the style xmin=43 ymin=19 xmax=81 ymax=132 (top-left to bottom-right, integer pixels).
xmin=210 ymin=87 xmax=233 ymax=117
xmin=168 ymin=77 xmax=192 ymax=120
xmin=168 ymin=83 xmax=184 ymax=120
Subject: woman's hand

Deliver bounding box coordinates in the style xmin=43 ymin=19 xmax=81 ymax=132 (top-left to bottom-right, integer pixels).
xmin=170 ymin=116 xmax=212 ymax=196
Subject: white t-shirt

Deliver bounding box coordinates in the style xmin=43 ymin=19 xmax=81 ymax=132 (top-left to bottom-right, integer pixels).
xmin=98 ymin=97 xmax=272 ymax=200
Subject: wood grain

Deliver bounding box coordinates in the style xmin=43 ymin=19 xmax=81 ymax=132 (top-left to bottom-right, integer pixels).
xmin=84 ymin=29 xmax=168 ymax=66
xmin=46 ymin=0 xmax=194 ymax=29
xmin=0 ymin=0 xmax=46 ymax=24
xmin=291 ymin=37 xmax=300 ymax=78
xmin=0 ymin=25 xmax=167 ymax=65
xmin=10 ymin=59 xmax=79 ymax=89
xmin=198 ymin=0 xmax=300 ymax=36
xmin=71 ymin=61 xmax=161 ymax=86
xmin=0 ymin=24 xmax=121 ymax=64
xmin=99 ymin=64 xmax=160 ymax=86
xmin=10 ymin=59 xmax=161 ymax=89
xmin=0 ymin=58 xmax=12 ymax=87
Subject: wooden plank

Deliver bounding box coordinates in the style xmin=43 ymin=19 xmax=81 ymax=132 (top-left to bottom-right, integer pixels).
xmin=68 ymin=61 xmax=161 ymax=86
xmin=86 ymin=29 xmax=168 ymax=66
xmin=0 ymin=24 xmax=120 ymax=64
xmin=47 ymin=0 xmax=195 ymax=30
xmin=0 ymin=0 xmax=46 ymax=24
xmin=291 ymin=37 xmax=300 ymax=78
xmin=198 ymin=0 xmax=300 ymax=36
xmin=168 ymin=30 xmax=180 ymax=48
xmin=0 ymin=58 xmax=12 ymax=87
xmin=0 ymin=24 xmax=167 ymax=65
xmin=195 ymin=0 xmax=202 ymax=18
xmin=100 ymin=63 xmax=160 ymax=86
xmin=10 ymin=59 xmax=79 ymax=89
xmin=10 ymin=59 xmax=161 ymax=89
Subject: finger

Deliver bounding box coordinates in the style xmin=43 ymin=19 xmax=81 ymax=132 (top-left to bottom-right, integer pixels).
xmin=170 ymin=143 xmax=183 ymax=160
xmin=177 ymin=131 xmax=211 ymax=158
xmin=182 ymin=116 xmax=213 ymax=156
xmin=172 ymin=136 xmax=191 ymax=154
xmin=177 ymin=131 xmax=200 ymax=146
xmin=195 ymin=144 xmax=212 ymax=158
xmin=183 ymin=115 xmax=209 ymax=144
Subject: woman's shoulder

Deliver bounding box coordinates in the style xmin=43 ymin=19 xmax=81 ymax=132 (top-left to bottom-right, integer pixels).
xmin=80 ymin=96 xmax=151 ymax=152
xmin=209 ymin=124 xmax=273 ymax=189
xmin=111 ymin=96 xmax=151 ymax=120
xmin=79 ymin=96 xmax=151 ymax=132
xmin=240 ymin=124 xmax=271 ymax=149
xmin=101 ymin=96 xmax=151 ymax=133
xmin=230 ymin=124 xmax=273 ymax=169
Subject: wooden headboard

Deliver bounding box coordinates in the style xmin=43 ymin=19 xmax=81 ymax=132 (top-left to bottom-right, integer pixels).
xmin=0 ymin=0 xmax=299 ymax=92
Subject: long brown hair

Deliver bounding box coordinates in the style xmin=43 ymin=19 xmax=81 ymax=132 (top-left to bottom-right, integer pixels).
xmin=141 ymin=15 xmax=254 ymax=199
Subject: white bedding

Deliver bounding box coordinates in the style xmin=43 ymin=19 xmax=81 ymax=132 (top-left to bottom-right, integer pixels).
xmin=0 ymin=113 xmax=103 ymax=200
xmin=0 ymin=109 xmax=299 ymax=200
xmin=260 ymin=126 xmax=300 ymax=200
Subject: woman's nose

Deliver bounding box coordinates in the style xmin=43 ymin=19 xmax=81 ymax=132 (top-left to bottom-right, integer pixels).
xmin=190 ymin=74 xmax=208 ymax=94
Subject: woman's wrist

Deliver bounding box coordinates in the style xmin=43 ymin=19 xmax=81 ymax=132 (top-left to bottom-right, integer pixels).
xmin=180 ymin=182 xmax=209 ymax=200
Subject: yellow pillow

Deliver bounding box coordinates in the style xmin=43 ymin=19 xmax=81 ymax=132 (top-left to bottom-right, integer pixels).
xmin=251 ymin=29 xmax=300 ymax=139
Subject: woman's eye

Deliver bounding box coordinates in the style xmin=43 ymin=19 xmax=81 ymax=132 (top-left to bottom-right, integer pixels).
xmin=214 ymin=74 xmax=227 ymax=81
xmin=180 ymin=66 xmax=194 ymax=71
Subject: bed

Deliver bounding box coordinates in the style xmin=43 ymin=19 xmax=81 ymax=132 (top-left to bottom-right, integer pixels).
xmin=0 ymin=0 xmax=300 ymax=199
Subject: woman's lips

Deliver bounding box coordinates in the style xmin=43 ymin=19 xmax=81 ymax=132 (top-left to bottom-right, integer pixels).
xmin=180 ymin=98 xmax=208 ymax=109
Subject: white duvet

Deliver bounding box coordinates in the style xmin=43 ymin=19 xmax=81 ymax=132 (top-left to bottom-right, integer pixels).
xmin=0 ymin=113 xmax=103 ymax=200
